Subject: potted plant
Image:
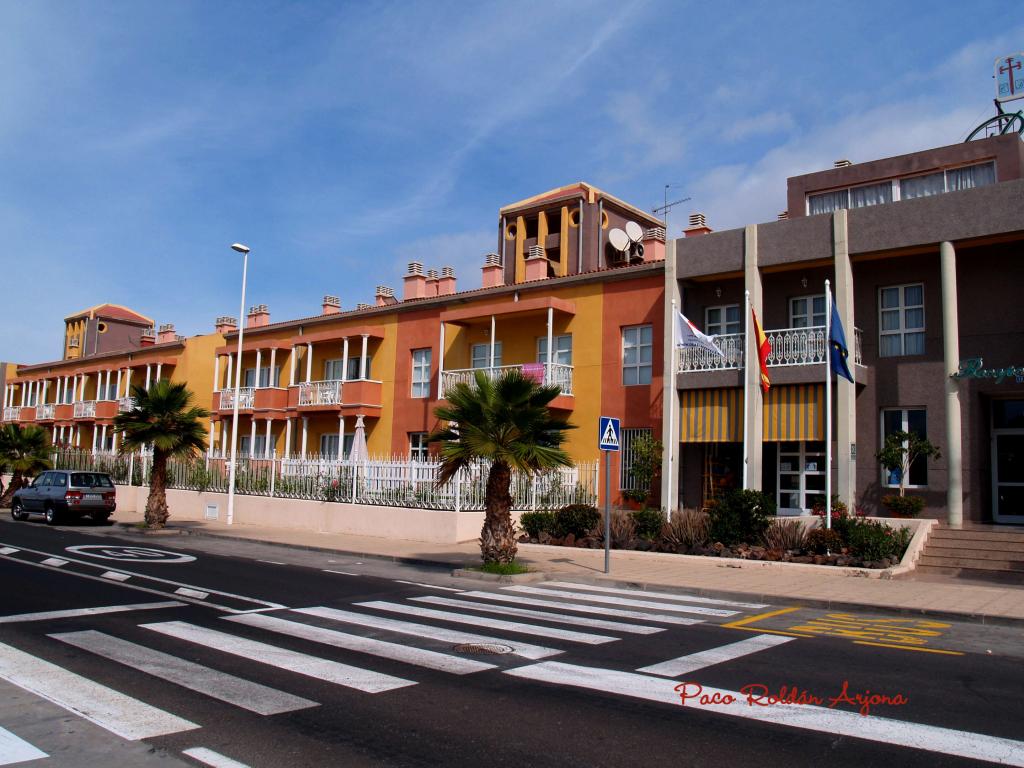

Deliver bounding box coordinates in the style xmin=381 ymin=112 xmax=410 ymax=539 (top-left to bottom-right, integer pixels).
xmin=624 ymin=434 xmax=663 ymax=509
xmin=875 ymin=430 xmax=940 ymax=517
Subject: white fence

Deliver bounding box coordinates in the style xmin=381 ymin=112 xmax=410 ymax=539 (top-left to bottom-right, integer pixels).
xmin=52 ymin=449 xmax=597 ymax=513
xmin=441 ymin=363 xmax=574 ymax=397
xmin=73 ymin=401 xmax=96 ymax=418
xmin=297 ymin=380 xmax=343 ymax=406
xmin=219 ymin=388 xmax=254 ymax=410
xmin=677 ymin=326 xmax=864 ymax=373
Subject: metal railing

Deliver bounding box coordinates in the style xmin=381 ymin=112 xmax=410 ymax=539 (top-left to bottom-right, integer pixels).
xmin=678 ymin=326 xmax=866 ymax=373
xmin=2 ymin=406 xmax=21 ymax=422
xmin=297 ymin=379 xmax=343 ymax=406
xmin=73 ymin=401 xmax=97 ymax=418
xmin=118 ymin=397 xmax=135 ymax=413
xmin=219 ymin=387 xmax=254 ymax=410
xmin=441 ymin=363 xmax=574 ymax=397
xmin=36 ymin=403 xmax=55 ymax=420
xmin=678 ymin=332 xmax=745 ymax=372
xmin=49 ymin=448 xmax=598 ymax=512
xmin=765 ymin=326 xmax=826 ymax=367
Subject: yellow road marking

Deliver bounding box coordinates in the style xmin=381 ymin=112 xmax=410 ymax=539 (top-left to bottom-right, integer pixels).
xmin=721 ymin=606 xmax=802 ymax=630
xmin=854 ymin=641 xmax=965 ymax=656
xmin=725 ymin=626 xmax=813 ymax=638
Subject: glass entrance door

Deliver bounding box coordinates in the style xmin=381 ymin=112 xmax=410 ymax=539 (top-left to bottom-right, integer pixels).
xmin=777 ymin=441 xmax=826 ymax=515
xmin=993 ymin=400 xmax=1024 ymax=524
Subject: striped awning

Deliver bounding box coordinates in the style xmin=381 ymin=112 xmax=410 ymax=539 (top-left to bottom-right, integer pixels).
xmin=680 ymin=384 xmax=825 ymax=443
xmin=764 ymin=384 xmax=824 ymax=441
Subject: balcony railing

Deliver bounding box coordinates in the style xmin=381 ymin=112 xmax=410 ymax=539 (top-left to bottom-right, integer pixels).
xmin=298 ymin=379 xmax=343 ymax=406
xmin=36 ymin=403 xmax=55 ymax=420
xmin=441 ymin=363 xmax=574 ymax=398
xmin=74 ymin=401 xmax=97 ymax=418
xmin=2 ymin=407 xmax=20 ymax=422
xmin=219 ymin=387 xmax=255 ymax=410
xmin=118 ymin=397 xmax=136 ymax=413
xmin=677 ymin=326 xmax=865 ymax=373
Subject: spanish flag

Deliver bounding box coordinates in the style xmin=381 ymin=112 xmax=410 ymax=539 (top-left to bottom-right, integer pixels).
xmin=751 ymin=307 xmax=771 ymax=392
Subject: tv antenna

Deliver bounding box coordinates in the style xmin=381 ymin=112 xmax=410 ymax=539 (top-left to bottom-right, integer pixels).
xmin=652 ymin=184 xmax=691 ymax=230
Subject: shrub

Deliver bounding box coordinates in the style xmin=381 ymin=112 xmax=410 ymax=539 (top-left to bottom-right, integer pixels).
xmin=806 ymin=527 xmax=844 ymax=555
xmin=553 ymin=504 xmax=600 ymax=538
xmin=810 ymin=494 xmax=848 ymax=517
xmin=520 ymin=510 xmax=556 ymax=538
xmin=846 ymin=519 xmax=911 ymax=562
xmin=707 ymin=489 xmax=775 ymax=546
xmin=881 ymin=494 xmax=925 ymax=518
xmin=630 ymin=508 xmax=664 ymax=540
xmin=607 ymin=509 xmax=636 ymax=549
xmin=661 ymin=509 xmax=710 ymax=549
xmin=762 ymin=519 xmax=808 ymax=551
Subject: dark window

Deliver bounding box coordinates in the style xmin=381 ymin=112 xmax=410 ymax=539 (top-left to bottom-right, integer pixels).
xmin=71 ymin=473 xmax=113 ymax=488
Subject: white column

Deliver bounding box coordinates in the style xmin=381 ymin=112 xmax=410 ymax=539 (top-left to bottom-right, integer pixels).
xmin=213 ymin=356 xmax=220 ymax=392
xmin=301 ymin=417 xmax=309 ymax=458
xmin=269 ymin=348 xmax=277 ymax=387
xmin=91 ymin=424 xmax=98 ymax=452
xmin=285 ymin=417 xmax=293 ymax=456
xmin=225 ymin=355 xmax=233 ymax=394
xmin=155 ymin=363 xmax=162 ymax=382
xmin=145 ymin=364 xmax=152 ymax=390
xmin=489 ymin=315 xmax=496 ymax=369
xmin=207 ymin=420 xmax=215 ymax=457
xmin=221 ymin=421 xmax=229 ymax=457
xmin=338 ymin=416 xmax=345 ymax=460
xmin=359 ymin=335 xmax=369 ymax=379
xmin=833 ymin=209 xmax=857 ymax=509
xmin=742 ymin=224 xmax=764 ymax=490
xmin=438 ymin=322 xmax=446 ymax=397
xmin=116 ymin=369 xmax=123 ymax=399
xmin=941 ymin=240 xmax=963 ymax=528
xmin=64 ymin=375 xmax=71 ymax=403
xmin=289 ymin=347 xmax=297 ymax=386
xmin=100 ymin=424 xmax=107 ymax=450
xmin=106 ymin=370 xmax=113 ymax=399
xmin=265 ymin=419 xmax=273 ymax=458
xmin=125 ymin=368 xmax=132 ymax=397
xmin=74 ymin=426 xmax=81 ymax=447
xmin=341 ymin=338 xmax=349 ymax=382
xmin=305 ymin=342 xmax=313 ymax=383
xmin=545 ymin=306 xmax=554 ymax=385
xmin=42 ymin=379 xmax=49 ymax=405
xmin=52 ymin=426 xmax=58 ymax=443
xmin=249 ymin=419 xmax=257 ymax=457
xmin=112 ymin=429 xmax=119 ymax=452
xmin=255 ymin=348 xmax=262 ymax=388
xmin=19 ymin=382 xmax=25 ymax=407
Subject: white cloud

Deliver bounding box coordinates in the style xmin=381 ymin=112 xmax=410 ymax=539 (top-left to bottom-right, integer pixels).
xmin=721 ymin=110 xmax=795 ymax=142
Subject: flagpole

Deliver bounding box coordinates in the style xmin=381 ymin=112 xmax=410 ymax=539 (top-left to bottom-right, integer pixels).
xmin=669 ymin=298 xmax=677 ymax=516
xmin=825 ymin=279 xmax=832 ymax=531
xmin=742 ymin=289 xmax=751 ymax=489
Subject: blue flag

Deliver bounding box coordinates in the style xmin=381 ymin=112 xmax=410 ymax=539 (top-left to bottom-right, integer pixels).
xmin=829 ymin=299 xmax=854 ymax=383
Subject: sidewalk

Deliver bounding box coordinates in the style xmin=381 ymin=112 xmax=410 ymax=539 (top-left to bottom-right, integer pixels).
xmin=122 ymin=517 xmax=1024 ymax=626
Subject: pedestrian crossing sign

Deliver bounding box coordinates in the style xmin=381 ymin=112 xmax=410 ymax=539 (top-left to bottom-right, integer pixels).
xmin=599 ymin=416 xmax=621 ymax=452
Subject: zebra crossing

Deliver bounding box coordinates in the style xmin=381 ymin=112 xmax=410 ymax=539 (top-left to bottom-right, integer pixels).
xmin=0 ymin=581 xmax=774 ymax=764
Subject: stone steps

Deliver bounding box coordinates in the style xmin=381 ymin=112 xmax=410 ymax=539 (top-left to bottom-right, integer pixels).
xmin=917 ymin=525 xmax=1024 ymax=579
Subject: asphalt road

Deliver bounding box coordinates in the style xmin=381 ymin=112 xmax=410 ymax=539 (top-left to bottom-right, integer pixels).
xmin=0 ymin=517 xmax=1021 ymax=768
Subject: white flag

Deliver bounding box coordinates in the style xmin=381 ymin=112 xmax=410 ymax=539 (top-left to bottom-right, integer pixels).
xmin=675 ymin=310 xmax=724 ymax=357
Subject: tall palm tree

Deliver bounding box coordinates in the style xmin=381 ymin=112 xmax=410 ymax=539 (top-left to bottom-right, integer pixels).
xmin=431 ymin=369 xmax=575 ymax=564
xmin=0 ymin=424 xmax=53 ymax=507
xmin=114 ymin=381 xmax=209 ymax=528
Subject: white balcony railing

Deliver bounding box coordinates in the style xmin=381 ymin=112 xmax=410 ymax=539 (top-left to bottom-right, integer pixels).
xmin=298 ymin=379 xmax=343 ymax=406
xmin=118 ymin=397 xmax=136 ymax=413
xmin=441 ymin=363 xmax=574 ymax=398
xmin=74 ymin=401 xmax=97 ymax=418
xmin=678 ymin=326 xmax=865 ymax=373
xmin=3 ymin=407 xmax=21 ymax=422
xmin=219 ymin=387 xmax=255 ymax=410
xmin=36 ymin=403 xmax=55 ymax=420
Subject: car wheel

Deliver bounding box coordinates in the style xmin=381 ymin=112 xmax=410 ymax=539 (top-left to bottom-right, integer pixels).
xmin=44 ymin=506 xmax=59 ymax=526
xmin=91 ymin=511 xmax=111 ymax=525
xmin=11 ymin=502 xmax=26 ymax=522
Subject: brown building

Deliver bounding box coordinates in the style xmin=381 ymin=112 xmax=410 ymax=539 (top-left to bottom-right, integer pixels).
xmin=662 ymin=134 xmax=1024 ymax=525
xmin=62 ymin=304 xmax=155 ymax=360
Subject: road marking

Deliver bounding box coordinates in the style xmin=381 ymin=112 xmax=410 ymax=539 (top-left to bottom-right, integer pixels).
xmin=394 ymin=580 xmax=463 ymax=592
xmin=356 ymin=601 xmax=617 ymax=645
xmin=175 ymin=588 xmax=210 ymax=600
xmin=0 ymin=601 xmax=183 ymax=625
xmin=227 ymin=613 xmax=495 ymax=675
xmin=182 ymin=747 xmax=251 ymax=768
xmin=721 ymin=607 xmax=810 ymax=637
xmin=454 ymin=590 xmax=704 ymax=626
xmin=542 ymin=582 xmax=768 ymax=609
xmin=256 ymin=560 xmax=285 ymax=565
xmin=51 ymin=630 xmax=317 ymax=715
xmin=0 ymin=548 xmax=18 ymax=556
xmin=412 ymin=596 xmax=665 ymax=635
xmin=504 ymin=661 xmax=1024 ymax=767
xmin=637 ymin=634 xmax=795 ymax=677
xmin=0 ymin=641 xmax=198 ymax=739
xmin=101 ymin=571 xmax=131 ymax=582
xmin=853 ymin=640 xmax=964 ymax=656
xmin=503 ymin=586 xmax=738 ymax=617
xmin=142 ymin=621 xmax=414 ymax=693
xmin=294 ymin=606 xmax=559 ymax=660
xmin=323 ymin=570 xmax=360 ymax=576
xmin=65 ymin=545 xmax=197 ymax=564
xmin=41 ymin=557 xmax=67 ymax=567
xmin=0 ymin=725 xmax=47 ymax=765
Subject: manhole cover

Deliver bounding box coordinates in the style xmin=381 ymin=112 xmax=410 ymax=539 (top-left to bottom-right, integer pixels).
xmin=453 ymin=643 xmax=513 ymax=655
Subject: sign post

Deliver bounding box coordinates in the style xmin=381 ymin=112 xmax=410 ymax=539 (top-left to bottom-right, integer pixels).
xmin=598 ymin=416 xmax=621 ymax=574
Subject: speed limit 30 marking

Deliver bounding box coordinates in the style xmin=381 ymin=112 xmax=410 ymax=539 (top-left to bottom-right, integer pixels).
xmin=64 ymin=545 xmax=196 ymax=564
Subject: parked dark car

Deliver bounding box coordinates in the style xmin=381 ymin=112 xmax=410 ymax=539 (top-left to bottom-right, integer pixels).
xmin=11 ymin=470 xmax=117 ymax=525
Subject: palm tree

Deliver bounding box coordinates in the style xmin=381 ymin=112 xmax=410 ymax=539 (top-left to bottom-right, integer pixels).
xmin=0 ymin=424 xmax=53 ymax=507
xmin=114 ymin=381 xmax=209 ymax=528
xmin=431 ymin=370 xmax=575 ymax=564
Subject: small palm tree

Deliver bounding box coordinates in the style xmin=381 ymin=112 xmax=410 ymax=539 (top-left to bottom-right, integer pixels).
xmin=114 ymin=381 xmax=209 ymax=528
xmin=431 ymin=370 xmax=575 ymax=564
xmin=0 ymin=424 xmax=53 ymax=507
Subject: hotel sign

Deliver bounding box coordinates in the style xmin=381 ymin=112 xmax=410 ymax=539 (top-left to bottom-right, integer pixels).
xmin=952 ymin=358 xmax=1024 ymax=384
xmin=996 ymin=53 xmax=1024 ymax=103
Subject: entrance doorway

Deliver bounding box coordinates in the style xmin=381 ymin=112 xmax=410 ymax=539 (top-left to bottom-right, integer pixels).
xmin=992 ymin=400 xmax=1024 ymax=524
xmin=777 ymin=441 xmax=826 ymax=515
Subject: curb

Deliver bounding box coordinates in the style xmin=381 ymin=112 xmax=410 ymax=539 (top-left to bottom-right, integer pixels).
xmin=451 ymin=568 xmax=548 ymax=584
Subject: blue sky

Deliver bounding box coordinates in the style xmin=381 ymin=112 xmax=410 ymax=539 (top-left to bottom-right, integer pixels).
xmin=1 ymin=1 xmax=1018 ymax=363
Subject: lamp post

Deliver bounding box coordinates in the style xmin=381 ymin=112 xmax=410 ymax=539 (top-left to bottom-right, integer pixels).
xmin=226 ymin=242 xmax=250 ymax=526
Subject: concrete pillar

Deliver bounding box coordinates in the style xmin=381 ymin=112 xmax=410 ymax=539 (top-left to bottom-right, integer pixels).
xmin=255 ymin=348 xmax=262 ymax=388
xmin=91 ymin=426 xmax=98 ymax=453
xmin=338 ymin=416 xmax=345 ymax=461
xmin=145 ymin=365 xmax=152 ymax=390
xmin=207 ymin=420 xmax=214 ymax=457
xmin=225 ymin=355 xmax=233 ymax=393
xmin=288 ymin=347 xmax=296 ymax=386
xmin=833 ymin=209 xmax=857 ymax=508
xmin=265 ymin=419 xmax=273 ymax=458
xmin=269 ymin=348 xmax=277 ymax=386
xmin=359 ymin=335 xmax=369 ymax=379
xmin=742 ymin=224 xmax=764 ymax=489
xmin=125 ymin=368 xmax=132 ymax=397
xmin=155 ymin=363 xmax=162 ymax=382
xmin=941 ymin=241 xmax=963 ymax=528
xmin=100 ymin=424 xmax=107 ymax=450
xmin=305 ymin=343 xmax=313 ymax=383
xmin=660 ymin=237 xmax=681 ymax=514
xmin=221 ymin=421 xmax=229 ymax=457
xmin=116 ymin=369 xmax=123 ymax=399
xmin=213 ymin=356 xmax=220 ymax=392
xmin=341 ymin=338 xmax=349 ymax=382
xmin=301 ymin=417 xmax=309 ymax=458
xmin=249 ymin=419 xmax=257 ymax=457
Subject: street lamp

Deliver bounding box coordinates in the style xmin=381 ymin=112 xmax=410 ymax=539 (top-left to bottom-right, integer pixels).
xmin=226 ymin=242 xmax=250 ymax=526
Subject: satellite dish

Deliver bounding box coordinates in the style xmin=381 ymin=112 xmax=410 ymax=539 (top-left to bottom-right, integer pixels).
xmin=624 ymin=221 xmax=643 ymax=242
xmin=608 ymin=228 xmax=629 ymax=252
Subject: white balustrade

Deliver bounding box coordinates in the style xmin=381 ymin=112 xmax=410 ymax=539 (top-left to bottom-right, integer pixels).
xmin=117 ymin=397 xmax=136 ymax=413
xmin=677 ymin=326 xmax=866 ymax=373
xmin=2 ymin=407 xmax=20 ymax=422
xmin=441 ymin=364 xmax=574 ymax=398
xmin=677 ymin=332 xmax=744 ymax=372
xmin=219 ymin=387 xmax=255 ymax=410
xmin=545 ymin=363 xmax=574 ymax=395
xmin=297 ymin=379 xmax=343 ymax=406
xmin=765 ymin=326 xmax=826 ymax=367
xmin=36 ymin=403 xmax=55 ymax=420
xmin=73 ymin=401 xmax=97 ymax=418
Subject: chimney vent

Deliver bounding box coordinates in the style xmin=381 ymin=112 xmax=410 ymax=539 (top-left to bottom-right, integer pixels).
xmin=684 ymin=212 xmax=713 ymax=238
xmin=777 ymin=211 xmax=789 ymax=220
xmin=157 ymin=323 xmax=177 ymax=343
xmin=246 ymin=304 xmax=270 ymax=328
xmin=215 ymin=316 xmax=238 ymax=334
xmin=688 ymin=213 xmax=706 ymax=228
xmin=482 ymin=253 xmax=504 ymax=288
xmin=375 ymin=285 xmax=397 ymax=306
xmin=404 ymin=262 xmax=428 ymax=300
xmin=407 ymin=261 xmax=423 ymax=275
xmin=140 ymin=327 xmax=156 ymax=347
xmin=437 ymin=266 xmax=456 ymax=295
xmin=356 ymin=302 xmax=372 ymax=311
xmin=322 ymin=295 xmax=341 ymax=315
xmin=834 ymin=159 xmax=853 ymax=168
xmin=425 ymin=269 xmax=439 ymax=298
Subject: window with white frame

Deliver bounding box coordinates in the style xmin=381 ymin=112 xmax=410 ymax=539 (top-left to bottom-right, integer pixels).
xmin=239 ymin=434 xmax=267 ymax=456
xmin=243 ymin=367 xmax=281 ymax=388
xmin=879 ymin=284 xmax=925 ymax=357
xmin=537 ymin=334 xmax=572 ymax=365
xmin=320 ymin=432 xmax=354 ymax=459
xmin=705 ymin=305 xmax=740 ymax=336
xmin=881 ymin=408 xmax=929 ymax=487
xmin=808 ymin=181 xmax=892 ymax=215
xmin=409 ymin=432 xmax=430 ymax=461
xmin=777 ymin=441 xmax=826 ymax=512
xmin=325 ymin=359 xmax=345 ymax=381
xmin=471 ymin=342 xmax=502 ymax=369
xmin=790 ymin=295 xmax=826 ymax=328
xmin=411 ymin=349 xmax=431 ymax=398
xmin=622 ymin=325 xmax=653 ymax=386
xmin=619 ymin=428 xmax=652 ymax=490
